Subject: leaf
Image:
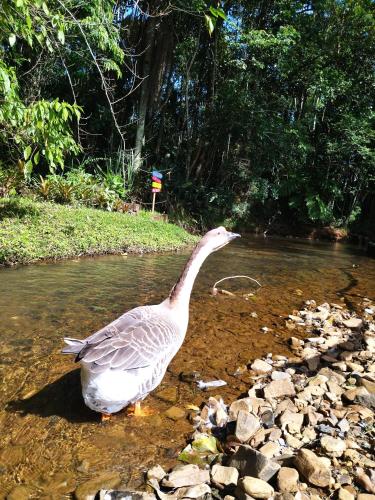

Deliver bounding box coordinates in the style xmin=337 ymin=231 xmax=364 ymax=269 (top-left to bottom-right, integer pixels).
xmin=34 ymin=151 xmax=40 ymax=165
xmin=0 ymin=68 xmax=11 ymax=93
xmin=57 ymin=29 xmax=65 ymax=45
xmin=209 ymin=6 xmax=226 ymax=20
xmin=24 ymin=160 xmax=33 ymax=176
xmin=204 ymin=14 xmax=215 ymax=36
xmin=23 ymin=145 xmax=32 ymax=160
xmin=9 ymin=34 xmax=16 ymax=47
xmin=42 ymin=2 xmax=49 ymax=15
xmin=62 ymin=107 xmax=69 ymax=120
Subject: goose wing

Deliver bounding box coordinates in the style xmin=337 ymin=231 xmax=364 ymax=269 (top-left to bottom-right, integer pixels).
xmin=64 ymin=306 xmax=177 ymax=373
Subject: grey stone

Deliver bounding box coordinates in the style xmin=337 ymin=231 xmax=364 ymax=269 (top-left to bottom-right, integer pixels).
xmin=99 ymin=491 xmax=156 ymax=500
xmin=263 ymin=380 xmax=296 ymax=399
xmin=228 ymin=445 xmax=281 ymax=481
xmin=235 ymin=411 xmax=261 ymax=442
xmin=162 ymin=465 xmax=210 ymax=488
xmin=238 ymin=477 xmax=274 ymax=499
xmin=211 ymin=464 xmax=238 ymax=486
xmin=294 ymin=449 xmax=331 ymax=487
xmin=277 ymin=467 xmax=299 ymax=493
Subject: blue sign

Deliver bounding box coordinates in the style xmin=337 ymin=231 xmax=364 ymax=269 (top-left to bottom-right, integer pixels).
xmin=152 ymin=170 xmax=163 ymax=179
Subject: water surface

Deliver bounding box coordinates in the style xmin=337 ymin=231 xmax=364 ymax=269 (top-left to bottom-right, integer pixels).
xmin=0 ymin=236 xmax=374 ymax=497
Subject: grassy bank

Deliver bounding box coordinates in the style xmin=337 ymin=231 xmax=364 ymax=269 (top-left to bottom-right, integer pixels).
xmin=0 ymin=197 xmax=198 ymax=266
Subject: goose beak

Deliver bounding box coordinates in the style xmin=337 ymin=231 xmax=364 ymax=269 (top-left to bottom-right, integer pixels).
xmin=228 ymin=232 xmax=241 ymax=240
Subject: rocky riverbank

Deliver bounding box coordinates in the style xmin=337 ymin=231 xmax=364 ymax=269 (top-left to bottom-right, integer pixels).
xmin=62 ymin=300 xmax=375 ymax=499
xmin=101 ymin=299 xmax=374 ymax=499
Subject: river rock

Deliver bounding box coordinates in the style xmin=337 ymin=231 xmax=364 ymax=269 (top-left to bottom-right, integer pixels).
xmin=364 ymin=334 xmax=375 ymax=352
xmin=346 ymin=361 xmax=364 ymax=372
xmin=277 ymin=467 xmax=299 ymax=493
xmin=338 ymin=489 xmax=355 ymax=500
xmin=155 ymin=387 xmax=178 ymax=403
xmin=320 ymin=436 xmax=346 ymax=457
xmin=318 ymin=367 xmax=345 ymax=385
xmin=342 ymin=318 xmax=363 ymax=329
xmin=251 ymin=359 xmax=272 ymax=374
xmin=279 ymin=410 xmax=304 ymax=434
xmin=228 ymin=445 xmax=280 ymax=481
xmin=235 ymin=411 xmax=261 ymax=442
xmin=285 ymin=433 xmax=303 ymax=449
xmin=229 ymin=398 xmax=253 ymax=420
xmin=294 ymin=449 xmax=331 ymax=487
xmin=355 ymin=392 xmax=375 ymax=409
xmin=162 ymin=464 xmax=210 ymax=488
xmin=360 ymin=377 xmax=375 ymax=394
xmin=147 ymin=464 xmax=166 ymax=482
xmin=238 ymin=477 xmax=274 ymax=499
xmin=343 ymin=386 xmax=369 ymax=402
xmin=165 ymin=407 xmax=186 ymax=420
xmin=357 ymin=496 xmax=375 ymax=500
xmin=258 ymin=441 xmax=280 ymax=458
xmin=6 ymin=485 xmax=35 ymax=500
xmin=75 ymin=472 xmax=122 ymax=500
xmin=178 ymin=484 xmax=212 ymax=499
xmin=263 ymin=380 xmax=296 ymax=399
xmin=211 ymin=464 xmax=239 ymax=486
xmin=271 ymin=371 xmax=291 ymax=381
xmin=99 ymin=491 xmax=156 ymax=500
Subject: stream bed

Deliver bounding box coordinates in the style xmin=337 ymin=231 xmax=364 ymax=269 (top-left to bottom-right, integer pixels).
xmin=0 ymin=236 xmax=374 ymax=497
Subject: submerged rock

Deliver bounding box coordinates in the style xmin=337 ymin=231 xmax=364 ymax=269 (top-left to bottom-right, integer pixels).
xmin=75 ymin=472 xmax=122 ymax=500
xmin=99 ymin=491 xmax=156 ymax=500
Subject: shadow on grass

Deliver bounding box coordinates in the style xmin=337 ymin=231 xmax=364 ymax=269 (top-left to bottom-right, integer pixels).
xmin=7 ymin=368 xmax=98 ymax=423
xmin=0 ymin=198 xmax=41 ymax=221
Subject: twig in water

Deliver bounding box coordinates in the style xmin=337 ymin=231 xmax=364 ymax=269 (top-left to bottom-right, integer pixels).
xmin=211 ymin=275 xmax=262 ymax=296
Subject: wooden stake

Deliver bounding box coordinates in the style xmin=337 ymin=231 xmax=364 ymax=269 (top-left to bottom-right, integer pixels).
xmin=151 ymin=192 xmax=156 ymax=213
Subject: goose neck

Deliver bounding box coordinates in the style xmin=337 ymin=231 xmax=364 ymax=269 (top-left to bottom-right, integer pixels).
xmin=169 ymin=243 xmax=210 ymax=309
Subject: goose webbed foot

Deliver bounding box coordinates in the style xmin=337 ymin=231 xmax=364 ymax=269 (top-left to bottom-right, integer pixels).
xmin=101 ymin=412 xmax=111 ymax=423
xmin=126 ymin=401 xmax=154 ymax=417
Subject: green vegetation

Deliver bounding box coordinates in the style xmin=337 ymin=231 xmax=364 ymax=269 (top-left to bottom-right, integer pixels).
xmin=0 ymin=0 xmax=374 ymax=235
xmin=0 ymin=197 xmax=198 ymax=266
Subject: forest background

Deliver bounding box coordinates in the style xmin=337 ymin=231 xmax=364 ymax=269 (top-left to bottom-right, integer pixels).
xmin=1 ymin=0 xmax=374 ymax=236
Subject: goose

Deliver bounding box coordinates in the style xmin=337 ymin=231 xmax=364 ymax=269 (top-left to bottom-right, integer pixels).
xmin=62 ymin=227 xmax=240 ymax=420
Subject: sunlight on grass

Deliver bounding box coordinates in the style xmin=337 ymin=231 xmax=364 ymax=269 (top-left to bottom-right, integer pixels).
xmin=0 ymin=198 xmax=198 ymax=265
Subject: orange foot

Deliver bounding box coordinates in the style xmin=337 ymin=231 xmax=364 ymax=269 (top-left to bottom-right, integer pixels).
xmin=126 ymin=401 xmax=155 ymax=417
xmin=101 ymin=412 xmax=111 ymax=423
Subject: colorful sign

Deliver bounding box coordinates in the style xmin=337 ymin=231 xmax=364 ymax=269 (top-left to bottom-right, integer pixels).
xmin=151 ymin=170 xmax=163 ymax=212
xmin=151 ymin=170 xmax=162 ymax=192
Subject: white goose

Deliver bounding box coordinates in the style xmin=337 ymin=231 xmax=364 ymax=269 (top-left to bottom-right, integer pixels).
xmin=62 ymin=227 xmax=240 ymax=420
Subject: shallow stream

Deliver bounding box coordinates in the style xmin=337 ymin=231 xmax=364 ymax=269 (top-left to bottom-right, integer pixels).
xmin=0 ymin=236 xmax=374 ymax=497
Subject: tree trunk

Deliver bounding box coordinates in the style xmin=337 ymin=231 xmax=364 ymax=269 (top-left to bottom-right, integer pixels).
xmin=134 ymin=17 xmax=157 ymax=172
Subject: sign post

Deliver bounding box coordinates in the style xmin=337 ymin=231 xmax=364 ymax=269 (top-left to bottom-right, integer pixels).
xmin=151 ymin=170 xmax=163 ymax=213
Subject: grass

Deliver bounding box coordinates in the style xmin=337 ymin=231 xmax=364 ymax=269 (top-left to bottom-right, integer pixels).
xmin=0 ymin=197 xmax=198 ymax=265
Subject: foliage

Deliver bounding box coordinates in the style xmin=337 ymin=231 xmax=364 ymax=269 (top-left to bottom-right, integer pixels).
xmin=35 ymin=168 xmax=123 ymax=211
xmin=0 ymin=197 xmax=198 ymax=265
xmin=1 ymin=0 xmax=374 ymax=231
xmin=0 ymin=0 xmax=122 ymax=175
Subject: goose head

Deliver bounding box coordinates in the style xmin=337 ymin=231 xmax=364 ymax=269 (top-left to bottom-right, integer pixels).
xmin=200 ymin=226 xmax=241 ymax=253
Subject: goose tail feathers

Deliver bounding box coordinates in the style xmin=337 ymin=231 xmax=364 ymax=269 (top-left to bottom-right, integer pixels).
xmin=62 ymin=337 xmax=85 ymax=354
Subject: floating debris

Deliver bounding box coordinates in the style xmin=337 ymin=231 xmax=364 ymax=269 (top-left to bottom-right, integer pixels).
xmin=196 ymin=379 xmax=227 ymax=390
